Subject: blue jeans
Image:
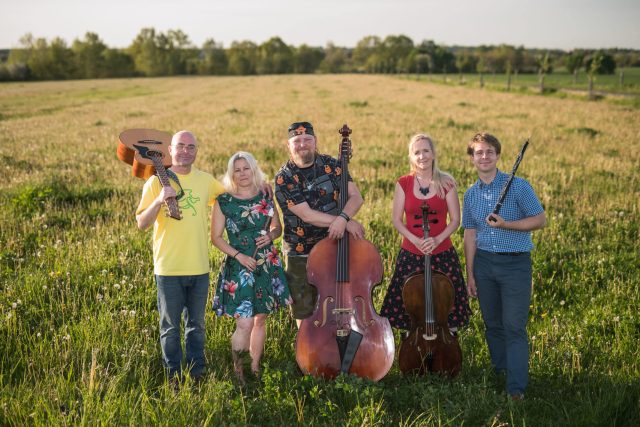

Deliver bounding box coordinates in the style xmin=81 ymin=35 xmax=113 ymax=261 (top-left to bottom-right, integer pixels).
xmin=155 ymin=273 xmax=209 ymax=377
xmin=474 ymin=250 xmax=532 ymax=395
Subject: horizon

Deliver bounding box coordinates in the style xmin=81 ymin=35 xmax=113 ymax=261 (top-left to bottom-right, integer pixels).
xmin=1 ymin=0 xmax=639 ymax=51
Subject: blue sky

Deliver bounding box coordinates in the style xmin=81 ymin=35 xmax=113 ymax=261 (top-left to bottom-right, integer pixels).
xmin=1 ymin=0 xmax=638 ymax=50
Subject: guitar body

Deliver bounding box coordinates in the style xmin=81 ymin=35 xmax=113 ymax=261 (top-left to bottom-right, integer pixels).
xmin=117 ymin=129 xmax=172 ymax=179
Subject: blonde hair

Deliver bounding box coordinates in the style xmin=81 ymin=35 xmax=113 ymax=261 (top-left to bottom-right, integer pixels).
xmin=408 ymin=134 xmax=456 ymax=199
xmin=223 ymin=151 xmax=266 ymax=193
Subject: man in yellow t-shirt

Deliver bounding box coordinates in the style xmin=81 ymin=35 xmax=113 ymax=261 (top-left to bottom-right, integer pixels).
xmin=136 ymin=130 xmax=224 ymax=383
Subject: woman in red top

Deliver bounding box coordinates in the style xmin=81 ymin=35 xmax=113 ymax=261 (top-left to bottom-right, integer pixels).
xmin=381 ymin=134 xmax=471 ymax=333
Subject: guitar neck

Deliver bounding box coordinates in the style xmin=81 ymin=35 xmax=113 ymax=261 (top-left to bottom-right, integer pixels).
xmin=149 ymin=155 xmax=182 ymax=220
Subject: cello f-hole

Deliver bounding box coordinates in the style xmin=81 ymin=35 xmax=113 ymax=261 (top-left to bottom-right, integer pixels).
xmin=353 ymin=296 xmax=375 ymax=327
xmin=313 ymin=296 xmax=334 ymax=327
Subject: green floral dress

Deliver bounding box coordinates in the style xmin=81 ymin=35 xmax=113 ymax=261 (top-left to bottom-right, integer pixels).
xmin=212 ymin=193 xmax=292 ymax=318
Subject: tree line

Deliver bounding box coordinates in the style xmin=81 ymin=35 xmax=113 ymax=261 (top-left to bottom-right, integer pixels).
xmin=1 ymin=28 xmax=637 ymax=81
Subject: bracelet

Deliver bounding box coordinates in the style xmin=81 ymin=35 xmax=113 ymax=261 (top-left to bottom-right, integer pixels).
xmin=339 ymin=212 xmax=350 ymax=222
xmin=232 ymin=250 xmax=240 ymax=259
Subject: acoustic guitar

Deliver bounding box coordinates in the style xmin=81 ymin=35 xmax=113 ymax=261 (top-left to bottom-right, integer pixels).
xmin=117 ymin=128 xmax=182 ymax=220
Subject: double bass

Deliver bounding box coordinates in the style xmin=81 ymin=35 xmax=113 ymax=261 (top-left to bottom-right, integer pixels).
xmin=116 ymin=128 xmax=182 ymax=220
xmin=295 ymin=124 xmax=395 ymax=381
xmin=398 ymin=203 xmax=462 ymax=377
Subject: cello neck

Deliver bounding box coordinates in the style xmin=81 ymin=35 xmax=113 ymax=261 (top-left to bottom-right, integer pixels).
xmin=421 ymin=204 xmax=436 ymax=327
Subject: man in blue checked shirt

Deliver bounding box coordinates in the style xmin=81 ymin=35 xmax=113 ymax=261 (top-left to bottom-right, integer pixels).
xmin=462 ymin=132 xmax=546 ymax=401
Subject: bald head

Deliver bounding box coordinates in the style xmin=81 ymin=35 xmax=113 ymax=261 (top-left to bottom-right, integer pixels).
xmin=172 ymin=130 xmax=198 ymax=146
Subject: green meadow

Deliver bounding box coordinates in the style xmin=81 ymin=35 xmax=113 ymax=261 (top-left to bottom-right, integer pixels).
xmin=0 ymin=75 xmax=638 ymax=425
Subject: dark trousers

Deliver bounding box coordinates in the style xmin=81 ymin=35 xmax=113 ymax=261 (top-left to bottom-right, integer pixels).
xmin=474 ymin=250 xmax=532 ymax=395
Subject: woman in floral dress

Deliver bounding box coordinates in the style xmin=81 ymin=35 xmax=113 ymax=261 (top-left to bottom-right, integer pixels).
xmin=211 ymin=151 xmax=292 ymax=384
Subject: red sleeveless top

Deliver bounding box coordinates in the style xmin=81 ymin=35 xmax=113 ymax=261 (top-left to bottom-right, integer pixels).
xmin=399 ymin=174 xmax=453 ymax=255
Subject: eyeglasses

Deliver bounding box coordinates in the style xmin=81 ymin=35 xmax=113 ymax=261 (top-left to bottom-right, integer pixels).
xmin=473 ymin=149 xmax=496 ymax=157
xmin=172 ymin=143 xmax=197 ymax=152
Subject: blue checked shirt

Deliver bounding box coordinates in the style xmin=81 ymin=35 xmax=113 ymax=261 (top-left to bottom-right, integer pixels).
xmin=462 ymin=170 xmax=544 ymax=253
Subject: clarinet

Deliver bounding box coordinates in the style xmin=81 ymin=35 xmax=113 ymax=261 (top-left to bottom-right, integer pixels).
xmin=489 ymin=140 xmax=529 ymax=222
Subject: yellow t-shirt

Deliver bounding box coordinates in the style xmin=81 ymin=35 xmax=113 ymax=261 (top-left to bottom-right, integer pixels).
xmin=136 ymin=167 xmax=225 ymax=276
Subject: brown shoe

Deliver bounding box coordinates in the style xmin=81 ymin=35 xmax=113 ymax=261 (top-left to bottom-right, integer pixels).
xmin=509 ymin=393 xmax=525 ymax=401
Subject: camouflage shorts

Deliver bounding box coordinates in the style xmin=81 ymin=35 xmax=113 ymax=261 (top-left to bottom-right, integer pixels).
xmin=284 ymin=255 xmax=318 ymax=319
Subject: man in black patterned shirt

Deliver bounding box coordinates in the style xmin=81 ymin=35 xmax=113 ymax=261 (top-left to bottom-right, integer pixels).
xmin=275 ymin=121 xmax=365 ymax=323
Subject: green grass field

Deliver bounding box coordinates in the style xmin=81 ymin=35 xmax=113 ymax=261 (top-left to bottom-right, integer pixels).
xmin=0 ymin=75 xmax=639 ymax=425
xmin=408 ymin=68 xmax=640 ymax=106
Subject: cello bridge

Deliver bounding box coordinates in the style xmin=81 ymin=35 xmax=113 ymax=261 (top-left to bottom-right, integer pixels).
xmin=332 ymin=308 xmax=354 ymax=315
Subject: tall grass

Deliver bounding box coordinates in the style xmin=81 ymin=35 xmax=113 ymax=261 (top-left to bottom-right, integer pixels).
xmin=0 ymin=75 xmax=638 ymax=425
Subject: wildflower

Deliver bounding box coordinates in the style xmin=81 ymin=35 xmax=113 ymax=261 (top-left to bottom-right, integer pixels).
xmin=62 ymin=334 xmax=70 ymax=341
xmin=560 ymin=300 xmax=565 ymax=306
xmin=97 ymin=293 xmax=103 ymax=301
xmin=12 ymin=303 xmax=17 ymax=309
xmin=558 ymin=213 xmax=563 ymax=219
xmin=129 ymin=310 xmax=136 ymax=317
xmin=618 ymin=211 xmax=624 ymax=217
xmin=613 ymin=316 xmax=620 ymax=322
xmin=42 ymin=285 xmax=47 ymax=290
xmin=37 ymin=332 xmax=41 ymax=338
xmin=597 ymin=245 xmax=602 ymax=250
xmin=6 ymin=312 xmax=12 ymax=319
xmin=17 ymin=299 xmax=22 ymax=305
xmin=113 ymin=283 xmax=121 ymax=290
xmin=101 ymin=270 xmax=108 ymax=275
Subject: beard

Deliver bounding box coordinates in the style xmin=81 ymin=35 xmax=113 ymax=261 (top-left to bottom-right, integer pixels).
xmin=291 ymin=149 xmax=315 ymax=166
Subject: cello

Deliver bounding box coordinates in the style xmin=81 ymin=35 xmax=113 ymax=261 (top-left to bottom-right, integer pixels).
xmin=295 ymin=124 xmax=395 ymax=381
xmin=398 ymin=203 xmax=462 ymax=377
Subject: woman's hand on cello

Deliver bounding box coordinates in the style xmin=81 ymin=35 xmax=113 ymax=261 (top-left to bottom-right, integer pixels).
xmin=414 ymin=237 xmax=438 ymax=254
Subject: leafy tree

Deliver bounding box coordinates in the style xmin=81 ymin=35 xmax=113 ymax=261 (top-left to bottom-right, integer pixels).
xmin=318 ymin=43 xmax=349 ymax=73
xmin=227 ymin=41 xmax=258 ymax=75
xmin=102 ymin=49 xmax=135 ymax=77
xmin=454 ymin=50 xmax=477 ymax=74
xmin=198 ymin=39 xmax=228 ymax=75
xmin=381 ymin=35 xmax=413 ymax=73
xmin=257 ymin=37 xmax=293 ymax=74
xmin=537 ymin=52 xmax=551 ymax=92
xmin=14 ymin=34 xmax=75 ymax=80
xmin=352 ymin=36 xmax=381 ymax=72
xmin=415 ymin=40 xmax=454 ymax=74
xmin=128 ymin=28 xmax=166 ymax=76
xmin=565 ymin=50 xmax=585 ymax=83
xmin=72 ymin=32 xmax=107 ymax=78
xmin=585 ymin=51 xmax=616 ymax=74
xmin=293 ymin=44 xmax=324 ymax=74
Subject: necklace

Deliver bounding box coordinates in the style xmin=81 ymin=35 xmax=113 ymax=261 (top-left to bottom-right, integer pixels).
xmin=415 ymin=175 xmax=430 ymax=196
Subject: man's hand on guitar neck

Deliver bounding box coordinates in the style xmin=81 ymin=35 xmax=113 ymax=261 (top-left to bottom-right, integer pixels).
xmin=136 ymin=186 xmax=178 ymax=230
